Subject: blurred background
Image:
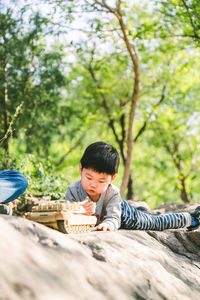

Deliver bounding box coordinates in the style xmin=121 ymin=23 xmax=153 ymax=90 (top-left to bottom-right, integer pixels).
xmin=0 ymin=0 xmax=200 ymax=208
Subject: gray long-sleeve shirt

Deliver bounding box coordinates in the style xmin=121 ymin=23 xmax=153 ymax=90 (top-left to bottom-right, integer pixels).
xmin=65 ymin=180 xmax=122 ymax=230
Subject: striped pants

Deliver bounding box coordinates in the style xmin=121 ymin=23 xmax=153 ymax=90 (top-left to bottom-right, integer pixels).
xmin=121 ymin=200 xmax=191 ymax=231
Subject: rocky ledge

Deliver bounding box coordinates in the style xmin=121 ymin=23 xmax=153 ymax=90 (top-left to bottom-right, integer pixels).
xmin=0 ymin=203 xmax=200 ymax=300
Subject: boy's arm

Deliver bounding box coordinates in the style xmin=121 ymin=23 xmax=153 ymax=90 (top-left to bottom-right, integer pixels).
xmin=66 ymin=184 xmax=96 ymax=215
xmin=65 ymin=187 xmax=77 ymax=202
xmin=65 ymin=182 xmax=83 ymax=202
xmin=93 ymin=192 xmax=122 ymax=231
xmin=103 ymin=197 xmax=121 ymax=230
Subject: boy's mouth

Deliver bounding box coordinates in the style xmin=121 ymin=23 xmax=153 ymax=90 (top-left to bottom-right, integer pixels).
xmin=88 ymin=189 xmax=96 ymax=194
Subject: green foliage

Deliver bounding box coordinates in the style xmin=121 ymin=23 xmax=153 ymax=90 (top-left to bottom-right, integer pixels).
xmin=1 ymin=0 xmax=200 ymax=207
xmin=158 ymin=0 xmax=200 ymax=46
xmin=0 ymin=7 xmax=69 ymax=156
xmin=10 ymin=154 xmax=68 ymax=199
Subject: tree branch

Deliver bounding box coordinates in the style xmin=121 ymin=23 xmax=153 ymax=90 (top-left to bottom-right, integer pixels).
xmin=117 ymin=0 xmax=121 ymax=13
xmin=94 ymin=1 xmax=116 ymax=14
xmin=181 ymin=0 xmax=199 ymax=39
xmin=134 ymin=85 xmax=166 ymax=143
xmin=87 ymin=58 xmax=121 ymax=146
xmin=0 ymin=102 xmax=23 ymax=145
xmin=55 ymin=133 xmax=85 ymax=169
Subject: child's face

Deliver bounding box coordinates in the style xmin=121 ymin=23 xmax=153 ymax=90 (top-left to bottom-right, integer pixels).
xmin=79 ymin=165 xmax=116 ymax=201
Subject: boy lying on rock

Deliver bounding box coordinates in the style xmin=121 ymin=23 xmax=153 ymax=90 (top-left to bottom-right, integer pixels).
xmin=66 ymin=141 xmax=200 ymax=232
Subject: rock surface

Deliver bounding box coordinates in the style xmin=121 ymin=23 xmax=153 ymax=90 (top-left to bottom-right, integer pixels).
xmin=0 ymin=204 xmax=200 ymax=300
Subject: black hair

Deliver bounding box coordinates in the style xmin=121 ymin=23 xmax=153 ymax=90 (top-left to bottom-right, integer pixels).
xmin=80 ymin=141 xmax=120 ymax=175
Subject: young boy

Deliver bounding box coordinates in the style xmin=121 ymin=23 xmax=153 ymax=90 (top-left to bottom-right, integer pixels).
xmin=0 ymin=170 xmax=28 ymax=215
xmin=66 ymin=141 xmax=200 ymax=232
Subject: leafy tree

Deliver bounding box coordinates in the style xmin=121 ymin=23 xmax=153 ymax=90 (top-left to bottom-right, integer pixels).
xmin=157 ymin=0 xmax=200 ymax=45
xmin=45 ymin=0 xmax=142 ymax=197
xmin=1 ymin=0 xmax=199 ymax=206
xmin=0 ymin=7 xmax=67 ymax=165
xmin=50 ymin=0 xmax=200 ymax=202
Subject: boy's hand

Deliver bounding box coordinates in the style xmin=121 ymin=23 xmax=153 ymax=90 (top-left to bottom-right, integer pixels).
xmin=81 ymin=197 xmax=96 ymax=216
xmin=91 ymin=223 xmax=111 ymax=231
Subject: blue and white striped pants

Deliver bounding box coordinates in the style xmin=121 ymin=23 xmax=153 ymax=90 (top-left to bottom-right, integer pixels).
xmin=121 ymin=200 xmax=191 ymax=231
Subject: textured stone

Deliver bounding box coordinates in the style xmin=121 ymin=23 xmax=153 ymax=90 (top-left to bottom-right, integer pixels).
xmin=0 ymin=205 xmax=200 ymax=300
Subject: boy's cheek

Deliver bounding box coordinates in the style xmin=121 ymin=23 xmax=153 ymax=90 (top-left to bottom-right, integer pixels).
xmin=100 ymin=184 xmax=109 ymax=193
xmin=81 ymin=179 xmax=88 ymax=189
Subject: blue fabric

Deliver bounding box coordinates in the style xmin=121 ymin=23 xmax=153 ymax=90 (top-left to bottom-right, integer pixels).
xmin=190 ymin=216 xmax=198 ymax=227
xmin=121 ymin=200 xmax=190 ymax=231
xmin=0 ymin=170 xmax=28 ymax=203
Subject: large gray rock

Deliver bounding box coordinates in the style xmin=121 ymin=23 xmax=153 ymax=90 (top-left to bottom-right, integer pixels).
xmin=0 ymin=210 xmax=200 ymax=300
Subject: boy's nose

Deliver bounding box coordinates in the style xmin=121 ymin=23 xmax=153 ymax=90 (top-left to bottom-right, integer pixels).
xmin=90 ymin=181 xmax=97 ymax=188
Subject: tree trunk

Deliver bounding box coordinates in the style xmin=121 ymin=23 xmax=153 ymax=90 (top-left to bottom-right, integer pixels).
xmin=127 ymin=174 xmax=134 ymax=200
xmin=93 ymin=1 xmax=140 ymax=198
xmin=117 ymin=15 xmax=140 ymax=198
xmin=180 ymin=178 xmax=190 ymax=203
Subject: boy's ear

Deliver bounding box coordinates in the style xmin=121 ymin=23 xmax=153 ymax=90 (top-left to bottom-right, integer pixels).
xmin=79 ymin=163 xmax=83 ymax=174
xmin=111 ymin=174 xmax=117 ymax=182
